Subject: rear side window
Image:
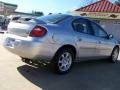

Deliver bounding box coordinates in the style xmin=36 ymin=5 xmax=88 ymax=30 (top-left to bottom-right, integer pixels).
xmin=37 ymin=14 xmax=70 ymax=24
xmin=72 ymin=18 xmax=94 ymax=35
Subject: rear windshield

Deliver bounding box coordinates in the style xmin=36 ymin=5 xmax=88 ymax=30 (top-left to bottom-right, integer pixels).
xmin=19 ymin=17 xmax=32 ymax=21
xmin=12 ymin=17 xmax=21 ymax=21
xmin=37 ymin=14 xmax=70 ymax=24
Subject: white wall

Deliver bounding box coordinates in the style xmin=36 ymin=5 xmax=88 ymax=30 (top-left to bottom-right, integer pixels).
xmin=92 ymin=19 xmax=120 ymax=42
xmin=100 ymin=20 xmax=120 ymax=41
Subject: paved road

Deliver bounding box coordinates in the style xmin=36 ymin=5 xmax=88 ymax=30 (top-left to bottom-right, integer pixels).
xmin=1 ymin=34 xmax=120 ymax=90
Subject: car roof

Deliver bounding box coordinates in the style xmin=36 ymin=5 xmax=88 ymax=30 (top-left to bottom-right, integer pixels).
xmin=36 ymin=13 xmax=89 ymax=20
xmin=54 ymin=13 xmax=90 ymax=20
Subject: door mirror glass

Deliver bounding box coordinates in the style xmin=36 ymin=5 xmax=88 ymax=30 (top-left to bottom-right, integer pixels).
xmin=108 ymin=34 xmax=113 ymax=39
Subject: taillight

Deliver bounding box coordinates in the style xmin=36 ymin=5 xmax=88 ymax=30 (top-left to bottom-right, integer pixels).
xmin=29 ymin=26 xmax=47 ymax=37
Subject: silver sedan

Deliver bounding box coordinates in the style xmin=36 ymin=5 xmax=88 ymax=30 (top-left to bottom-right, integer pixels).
xmin=3 ymin=14 xmax=120 ymax=74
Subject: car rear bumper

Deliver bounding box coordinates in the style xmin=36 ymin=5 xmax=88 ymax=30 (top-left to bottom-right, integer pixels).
xmin=3 ymin=34 xmax=58 ymax=62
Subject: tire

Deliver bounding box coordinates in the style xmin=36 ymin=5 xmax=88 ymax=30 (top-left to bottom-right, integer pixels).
xmin=52 ymin=48 xmax=75 ymax=74
xmin=21 ymin=57 xmax=31 ymax=63
xmin=110 ymin=47 xmax=119 ymax=63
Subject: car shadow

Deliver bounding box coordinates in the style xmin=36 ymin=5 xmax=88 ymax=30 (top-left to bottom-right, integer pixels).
xmin=17 ymin=60 xmax=120 ymax=90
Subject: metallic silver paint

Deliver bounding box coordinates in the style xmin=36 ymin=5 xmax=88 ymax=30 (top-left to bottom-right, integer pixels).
xmin=3 ymin=14 xmax=119 ymax=62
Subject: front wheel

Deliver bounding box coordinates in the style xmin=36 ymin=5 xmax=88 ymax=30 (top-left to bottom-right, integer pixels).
xmin=110 ymin=47 xmax=119 ymax=63
xmin=52 ymin=48 xmax=74 ymax=74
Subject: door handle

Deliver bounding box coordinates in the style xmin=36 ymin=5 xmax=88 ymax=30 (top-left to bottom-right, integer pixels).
xmin=78 ymin=38 xmax=82 ymax=41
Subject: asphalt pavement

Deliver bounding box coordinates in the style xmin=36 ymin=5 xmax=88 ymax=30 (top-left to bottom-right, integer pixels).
xmin=1 ymin=33 xmax=120 ymax=90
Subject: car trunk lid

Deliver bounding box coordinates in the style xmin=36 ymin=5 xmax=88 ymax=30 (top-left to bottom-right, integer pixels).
xmin=8 ymin=19 xmax=46 ymax=37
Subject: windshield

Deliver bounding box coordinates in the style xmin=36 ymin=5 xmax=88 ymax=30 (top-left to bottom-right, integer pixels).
xmin=37 ymin=14 xmax=71 ymax=24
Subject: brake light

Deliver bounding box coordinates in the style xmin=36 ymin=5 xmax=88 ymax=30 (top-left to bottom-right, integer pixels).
xmin=29 ymin=26 xmax=47 ymax=37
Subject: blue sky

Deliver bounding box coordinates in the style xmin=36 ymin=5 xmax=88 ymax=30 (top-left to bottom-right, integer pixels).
xmin=1 ymin=0 xmax=116 ymax=15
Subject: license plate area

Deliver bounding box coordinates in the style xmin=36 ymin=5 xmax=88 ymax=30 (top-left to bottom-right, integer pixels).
xmin=6 ymin=38 xmax=15 ymax=48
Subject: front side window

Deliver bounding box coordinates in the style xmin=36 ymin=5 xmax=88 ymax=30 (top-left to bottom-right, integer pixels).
xmin=91 ymin=22 xmax=108 ymax=38
xmin=72 ymin=19 xmax=93 ymax=35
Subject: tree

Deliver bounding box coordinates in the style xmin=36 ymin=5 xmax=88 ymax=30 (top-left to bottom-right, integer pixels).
xmin=115 ymin=0 xmax=120 ymax=6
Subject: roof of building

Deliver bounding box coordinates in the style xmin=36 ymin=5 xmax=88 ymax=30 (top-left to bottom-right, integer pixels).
xmin=0 ymin=1 xmax=17 ymax=7
xmin=75 ymin=0 xmax=120 ymax=13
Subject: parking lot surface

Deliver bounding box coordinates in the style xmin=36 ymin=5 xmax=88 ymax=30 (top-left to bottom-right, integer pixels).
xmin=1 ymin=34 xmax=120 ymax=90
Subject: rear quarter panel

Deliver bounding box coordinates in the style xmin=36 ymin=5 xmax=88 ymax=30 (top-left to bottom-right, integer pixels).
xmin=41 ymin=17 xmax=79 ymax=58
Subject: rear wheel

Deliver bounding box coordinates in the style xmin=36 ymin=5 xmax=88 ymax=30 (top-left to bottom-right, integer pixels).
xmin=110 ymin=47 xmax=119 ymax=63
xmin=52 ymin=48 xmax=74 ymax=74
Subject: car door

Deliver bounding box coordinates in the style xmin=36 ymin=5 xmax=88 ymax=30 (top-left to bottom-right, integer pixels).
xmin=90 ymin=21 xmax=114 ymax=57
xmin=72 ymin=18 xmax=98 ymax=59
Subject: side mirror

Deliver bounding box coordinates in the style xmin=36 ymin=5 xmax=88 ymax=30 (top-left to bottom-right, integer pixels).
xmin=108 ymin=34 xmax=113 ymax=39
